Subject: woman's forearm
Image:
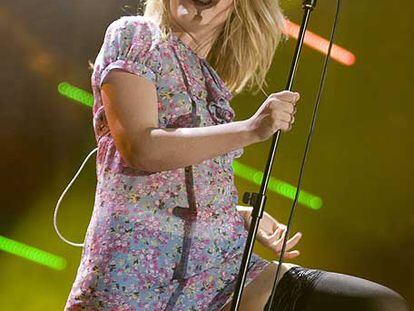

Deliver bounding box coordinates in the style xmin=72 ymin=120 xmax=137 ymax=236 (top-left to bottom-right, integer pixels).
xmin=130 ymin=119 xmax=258 ymax=172
xmin=237 ymin=205 xmax=275 ymax=231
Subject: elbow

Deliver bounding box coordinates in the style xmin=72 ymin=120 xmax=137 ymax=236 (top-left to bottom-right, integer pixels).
xmin=118 ymin=129 xmax=169 ymax=172
xmin=121 ymin=149 xmax=149 ymax=172
xmin=128 ymin=153 xmax=157 ymax=172
xmin=114 ymin=131 xmax=157 ymax=172
xmin=123 ymin=144 xmax=160 ymax=173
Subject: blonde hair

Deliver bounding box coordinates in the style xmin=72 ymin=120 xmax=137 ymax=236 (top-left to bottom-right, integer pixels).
xmin=143 ymin=0 xmax=287 ymax=96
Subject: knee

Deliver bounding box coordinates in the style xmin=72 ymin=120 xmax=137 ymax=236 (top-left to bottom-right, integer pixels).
xmin=362 ymin=286 xmax=411 ymax=311
xmin=378 ymin=290 xmax=410 ymax=311
xmin=311 ymin=271 xmax=411 ymax=311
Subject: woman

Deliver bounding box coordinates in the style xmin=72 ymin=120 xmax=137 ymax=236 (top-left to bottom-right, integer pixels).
xmin=65 ymin=0 xmax=410 ymax=310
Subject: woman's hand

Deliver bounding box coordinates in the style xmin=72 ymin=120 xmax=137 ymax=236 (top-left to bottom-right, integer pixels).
xmin=247 ymin=90 xmax=300 ymax=143
xmin=240 ymin=208 xmax=302 ymax=259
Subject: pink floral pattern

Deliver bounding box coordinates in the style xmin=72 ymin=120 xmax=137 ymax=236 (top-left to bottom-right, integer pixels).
xmin=64 ymin=15 xmax=270 ymax=310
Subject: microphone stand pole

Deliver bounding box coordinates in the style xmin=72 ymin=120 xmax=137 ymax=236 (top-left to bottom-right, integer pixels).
xmin=230 ymin=1 xmax=317 ymax=310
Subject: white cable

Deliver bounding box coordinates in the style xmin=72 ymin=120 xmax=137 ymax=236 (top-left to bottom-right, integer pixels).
xmin=53 ymin=147 xmax=98 ymax=248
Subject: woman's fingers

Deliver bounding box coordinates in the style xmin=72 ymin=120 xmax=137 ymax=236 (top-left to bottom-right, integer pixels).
xmin=271 ymin=218 xmax=280 ymax=232
xmin=278 ymin=223 xmax=287 ymax=231
xmin=259 ymin=227 xmax=285 ymax=249
xmin=261 ymin=215 xmax=277 ymax=234
xmin=278 ymin=250 xmax=300 ymax=259
xmin=257 ymin=229 xmax=274 ymax=246
xmin=257 ymin=219 xmax=303 ymax=260
xmin=282 ymin=232 xmax=302 ymax=251
xmin=267 ymin=226 xmax=283 ymax=243
xmin=272 ymin=230 xmax=302 ymax=253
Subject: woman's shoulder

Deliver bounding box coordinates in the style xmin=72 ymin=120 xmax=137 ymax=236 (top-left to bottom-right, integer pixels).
xmin=105 ymin=15 xmax=161 ymax=42
xmin=92 ymin=15 xmax=163 ymax=99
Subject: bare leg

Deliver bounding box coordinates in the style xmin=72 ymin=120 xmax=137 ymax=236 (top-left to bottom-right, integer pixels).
xmin=220 ymin=261 xmax=300 ymax=311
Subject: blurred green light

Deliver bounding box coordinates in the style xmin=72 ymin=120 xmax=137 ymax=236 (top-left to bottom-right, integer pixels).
xmin=58 ymin=82 xmax=93 ymax=107
xmin=232 ymin=161 xmax=323 ymax=210
xmin=57 ymin=83 xmax=322 ymax=210
xmin=0 ymin=235 xmax=67 ymax=270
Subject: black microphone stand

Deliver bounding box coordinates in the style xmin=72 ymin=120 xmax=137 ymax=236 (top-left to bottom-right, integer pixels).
xmin=230 ymin=1 xmax=317 ymax=310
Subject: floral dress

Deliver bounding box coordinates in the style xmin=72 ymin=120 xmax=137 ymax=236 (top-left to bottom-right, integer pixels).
xmin=64 ymin=15 xmax=271 ymax=310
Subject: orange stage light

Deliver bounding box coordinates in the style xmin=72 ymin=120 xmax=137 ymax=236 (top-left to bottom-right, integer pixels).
xmin=284 ymin=19 xmax=356 ymax=66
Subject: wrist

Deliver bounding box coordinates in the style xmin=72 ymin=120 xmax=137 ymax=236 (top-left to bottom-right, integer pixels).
xmin=236 ymin=205 xmax=252 ymax=213
xmin=238 ymin=119 xmax=260 ymax=146
xmin=236 ymin=205 xmax=252 ymax=229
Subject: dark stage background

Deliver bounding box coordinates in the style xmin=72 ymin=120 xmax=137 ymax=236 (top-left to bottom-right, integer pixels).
xmin=0 ymin=0 xmax=413 ymax=309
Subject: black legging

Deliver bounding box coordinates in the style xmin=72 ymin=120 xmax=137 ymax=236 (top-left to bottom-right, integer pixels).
xmin=264 ymin=266 xmax=411 ymax=311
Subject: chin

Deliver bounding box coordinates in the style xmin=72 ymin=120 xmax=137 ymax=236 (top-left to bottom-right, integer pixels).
xmin=171 ymin=0 xmax=217 ymax=26
xmin=174 ymin=0 xmax=197 ymax=15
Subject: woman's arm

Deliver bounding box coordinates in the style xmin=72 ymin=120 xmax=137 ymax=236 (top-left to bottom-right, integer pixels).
xmin=101 ymin=70 xmax=257 ymax=172
xmin=236 ymin=205 xmax=252 ymax=231
xmin=236 ymin=204 xmax=288 ymax=232
xmin=101 ymin=70 xmax=299 ymax=172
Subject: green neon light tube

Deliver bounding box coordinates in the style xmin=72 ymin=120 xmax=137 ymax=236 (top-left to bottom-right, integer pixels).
xmin=232 ymin=161 xmax=322 ymax=210
xmin=0 ymin=235 xmax=67 ymax=270
xmin=58 ymin=82 xmax=94 ymax=107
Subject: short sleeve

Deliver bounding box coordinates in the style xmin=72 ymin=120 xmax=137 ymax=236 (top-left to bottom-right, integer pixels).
xmin=97 ymin=15 xmax=160 ymax=88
